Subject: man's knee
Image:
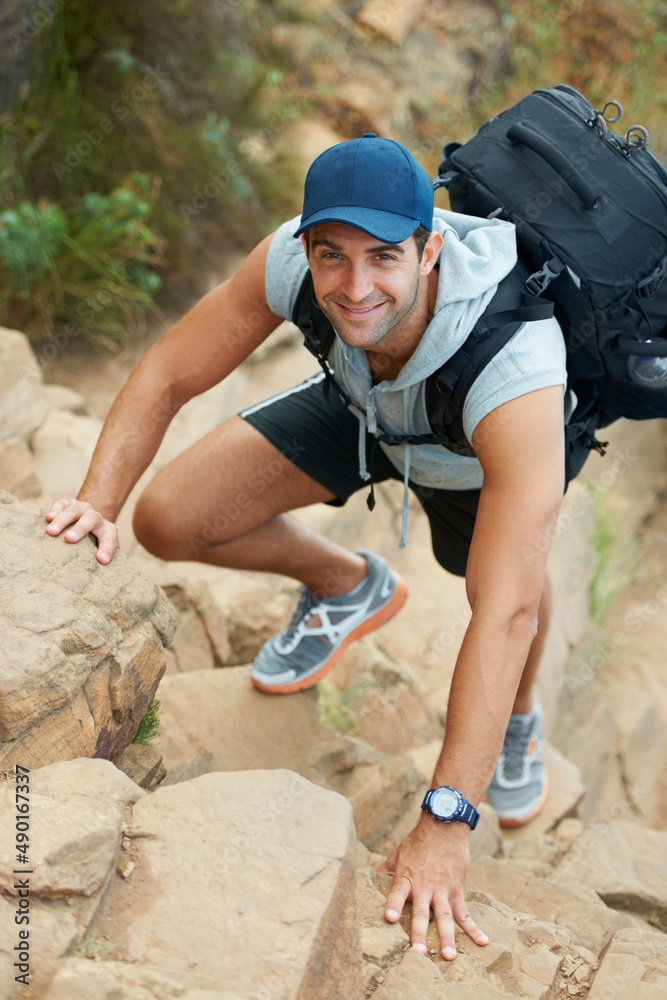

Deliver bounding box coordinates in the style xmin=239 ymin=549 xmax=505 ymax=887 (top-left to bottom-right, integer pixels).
xmin=132 ymin=482 xmax=177 ymax=558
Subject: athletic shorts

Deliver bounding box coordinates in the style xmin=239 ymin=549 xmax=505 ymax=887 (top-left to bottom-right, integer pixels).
xmin=239 ymin=372 xmax=480 ymax=577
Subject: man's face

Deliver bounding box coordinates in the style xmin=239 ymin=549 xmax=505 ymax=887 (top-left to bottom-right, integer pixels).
xmin=302 ymin=223 xmax=424 ymax=351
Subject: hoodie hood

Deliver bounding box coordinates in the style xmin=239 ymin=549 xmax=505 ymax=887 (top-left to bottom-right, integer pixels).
xmin=387 ymin=209 xmax=518 ymax=389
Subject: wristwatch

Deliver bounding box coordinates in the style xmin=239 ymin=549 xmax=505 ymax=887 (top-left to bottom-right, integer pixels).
xmin=421 ymin=785 xmax=480 ymax=830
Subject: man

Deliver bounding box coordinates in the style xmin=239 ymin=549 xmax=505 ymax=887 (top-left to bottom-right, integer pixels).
xmin=45 ymin=134 xmax=566 ymax=960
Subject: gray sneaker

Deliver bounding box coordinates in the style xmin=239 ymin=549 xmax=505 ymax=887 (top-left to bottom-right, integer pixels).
xmin=251 ymin=549 xmax=407 ymax=694
xmin=487 ymin=701 xmax=549 ymax=828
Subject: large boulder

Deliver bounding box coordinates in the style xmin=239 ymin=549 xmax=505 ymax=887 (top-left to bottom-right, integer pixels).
xmin=34 ymin=769 xmax=361 ymax=1000
xmin=0 ymin=493 xmax=177 ymax=769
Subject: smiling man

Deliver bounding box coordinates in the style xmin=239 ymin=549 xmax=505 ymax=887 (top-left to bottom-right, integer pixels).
xmin=45 ymin=134 xmax=567 ymax=961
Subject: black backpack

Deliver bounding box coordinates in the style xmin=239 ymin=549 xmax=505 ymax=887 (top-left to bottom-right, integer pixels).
xmin=293 ymin=85 xmax=667 ymax=484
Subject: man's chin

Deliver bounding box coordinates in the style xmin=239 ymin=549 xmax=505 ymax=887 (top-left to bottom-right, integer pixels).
xmin=335 ymin=325 xmax=389 ymax=350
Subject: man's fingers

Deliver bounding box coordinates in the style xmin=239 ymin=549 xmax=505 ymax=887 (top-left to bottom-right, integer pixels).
xmin=433 ymin=895 xmax=457 ymax=959
xmin=45 ymin=499 xmax=78 ymax=532
xmin=451 ymin=895 xmax=488 ymax=949
xmin=408 ymin=896 xmax=432 ymax=955
xmin=384 ymin=874 xmax=411 ymax=924
xmin=45 ymin=499 xmax=119 ymax=564
xmin=90 ymin=523 xmax=119 ymax=564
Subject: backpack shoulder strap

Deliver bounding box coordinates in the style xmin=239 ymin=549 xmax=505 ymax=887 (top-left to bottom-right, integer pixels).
xmin=292 ymin=270 xmax=335 ymax=360
xmin=425 ymin=263 xmax=554 ymax=456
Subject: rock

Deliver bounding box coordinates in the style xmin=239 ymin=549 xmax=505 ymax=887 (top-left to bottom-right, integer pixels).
xmin=30 ymin=408 xmax=104 ymax=500
xmin=553 ymin=662 xmax=634 ymax=825
xmin=157 ymin=665 xmax=339 ymax=780
xmin=43 ymin=383 xmax=87 ymax=414
xmin=321 ymin=739 xmax=422 ymax=850
xmin=356 ymin=867 xmax=409 ymax=991
xmin=357 ymin=0 xmax=427 ymax=46
xmin=0 ymin=759 xmax=143 ymax=990
xmin=604 ymin=925 xmax=667 ymax=978
xmin=0 ymin=436 xmax=41 ymax=499
xmin=502 ymin=832 xmax=561 ymax=866
xmin=0 ymin=327 xmax=50 ymax=442
xmin=158 ymin=577 xmax=232 ymax=670
xmin=114 ymin=744 xmax=165 ymax=789
xmin=0 ymin=494 xmax=177 ymax=769
xmin=499 ymin=740 xmax=585 ymax=842
xmin=91 ymin=770 xmax=362 ymax=999
xmin=371 ymin=946 xmax=446 ymax=999
xmin=467 ymin=855 xmax=629 ymax=954
xmin=436 ymin=891 xmax=575 ymax=998
xmin=158 ymin=750 xmax=223 ymax=787
xmin=553 ymin=820 xmax=667 ymax=918
xmin=621 ymin=703 xmax=667 ymax=829
xmin=207 ymin=572 xmax=297 ymax=664
xmin=33 ymin=958 xmax=248 ymax=1000
xmin=0 ymin=760 xmax=141 ymax=900
xmin=432 ymin=984 xmax=513 ymax=1000
xmin=587 ymin=949 xmax=666 ymax=1000
xmin=156 ymin=666 xmax=422 ymax=849
xmin=328 ymin=639 xmax=441 ymax=755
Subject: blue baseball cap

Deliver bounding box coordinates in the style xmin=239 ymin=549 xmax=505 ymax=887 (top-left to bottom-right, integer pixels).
xmin=293 ymin=133 xmax=434 ymax=243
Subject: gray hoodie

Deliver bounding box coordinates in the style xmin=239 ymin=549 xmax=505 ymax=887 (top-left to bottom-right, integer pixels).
xmin=265 ymin=208 xmax=566 ymax=545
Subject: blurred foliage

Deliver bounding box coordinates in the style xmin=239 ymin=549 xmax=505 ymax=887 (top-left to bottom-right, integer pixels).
xmin=483 ymin=0 xmax=667 ymax=159
xmin=0 ymin=0 xmax=305 ymax=347
xmin=0 ymin=174 xmax=165 ymax=351
xmin=2 ymin=0 xmax=666 ymax=351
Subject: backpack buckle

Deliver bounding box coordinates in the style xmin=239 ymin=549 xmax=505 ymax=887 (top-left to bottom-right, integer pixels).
xmin=525 ymin=257 xmax=565 ymax=296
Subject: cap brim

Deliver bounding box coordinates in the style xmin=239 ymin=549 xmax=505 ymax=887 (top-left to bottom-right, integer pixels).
xmin=293 ymin=206 xmax=420 ymax=243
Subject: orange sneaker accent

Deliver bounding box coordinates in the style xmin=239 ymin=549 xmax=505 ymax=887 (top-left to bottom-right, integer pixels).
xmin=497 ymin=772 xmax=550 ymax=829
xmin=251 ymin=574 xmax=408 ymax=695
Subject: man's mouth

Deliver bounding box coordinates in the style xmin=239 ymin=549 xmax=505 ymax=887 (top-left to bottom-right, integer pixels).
xmin=332 ymin=301 xmax=386 ymax=318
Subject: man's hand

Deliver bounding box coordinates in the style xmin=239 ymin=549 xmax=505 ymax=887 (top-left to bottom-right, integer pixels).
xmin=377 ymin=816 xmax=488 ymax=960
xmin=45 ymin=498 xmax=119 ymax=564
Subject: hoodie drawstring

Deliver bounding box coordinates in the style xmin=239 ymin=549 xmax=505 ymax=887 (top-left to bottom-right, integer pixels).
xmin=313 ymin=354 xmax=438 ymax=548
xmin=399 ymin=443 xmax=411 ymax=549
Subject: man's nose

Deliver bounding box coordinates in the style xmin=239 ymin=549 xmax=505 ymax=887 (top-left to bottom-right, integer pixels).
xmin=339 ymin=261 xmax=374 ymax=303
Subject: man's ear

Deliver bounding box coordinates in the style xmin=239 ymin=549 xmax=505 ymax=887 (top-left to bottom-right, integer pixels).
xmin=420 ymin=231 xmax=444 ymax=275
xmin=301 ymin=233 xmax=309 ymax=258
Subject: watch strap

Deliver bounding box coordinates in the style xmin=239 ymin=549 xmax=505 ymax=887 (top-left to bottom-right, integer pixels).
xmin=457 ymin=799 xmax=480 ymax=831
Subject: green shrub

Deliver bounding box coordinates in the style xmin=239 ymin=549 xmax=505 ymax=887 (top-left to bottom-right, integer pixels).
xmin=0 ymin=174 xmax=165 ymax=350
xmin=131 ymin=699 xmax=162 ymax=748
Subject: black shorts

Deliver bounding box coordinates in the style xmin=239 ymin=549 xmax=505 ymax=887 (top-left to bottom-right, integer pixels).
xmin=239 ymin=372 xmax=480 ymax=577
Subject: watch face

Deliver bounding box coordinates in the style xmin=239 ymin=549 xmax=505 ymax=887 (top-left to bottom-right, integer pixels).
xmin=430 ymin=787 xmax=460 ymax=819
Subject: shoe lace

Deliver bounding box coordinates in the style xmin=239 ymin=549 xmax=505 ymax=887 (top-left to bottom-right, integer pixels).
xmin=501 ymin=717 xmax=532 ymax=781
xmin=281 ymin=586 xmax=319 ymax=645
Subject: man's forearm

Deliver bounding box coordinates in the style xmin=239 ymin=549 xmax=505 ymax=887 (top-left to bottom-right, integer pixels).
xmin=77 ymin=361 xmax=181 ymax=521
xmin=430 ymin=608 xmax=538 ymax=803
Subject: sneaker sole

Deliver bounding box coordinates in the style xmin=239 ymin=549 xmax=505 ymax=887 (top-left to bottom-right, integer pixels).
xmin=497 ymin=772 xmax=550 ymax=829
xmin=251 ymin=573 xmax=408 ymax=695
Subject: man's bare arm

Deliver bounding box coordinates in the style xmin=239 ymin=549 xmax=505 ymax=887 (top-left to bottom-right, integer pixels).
xmin=379 ymin=384 xmax=565 ymax=959
xmin=46 ymin=233 xmax=282 ymax=562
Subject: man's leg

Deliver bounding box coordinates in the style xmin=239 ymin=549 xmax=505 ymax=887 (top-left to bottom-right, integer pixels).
xmin=511 ymin=573 xmax=550 ymax=714
xmin=133 ymin=415 xmax=368 ymax=595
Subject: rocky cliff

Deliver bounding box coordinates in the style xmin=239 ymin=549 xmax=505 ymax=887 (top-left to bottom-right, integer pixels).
xmin=1 ymin=296 xmax=667 ymax=998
